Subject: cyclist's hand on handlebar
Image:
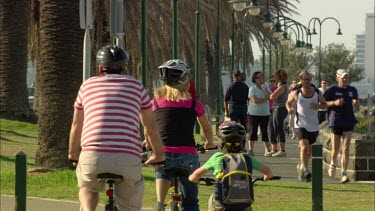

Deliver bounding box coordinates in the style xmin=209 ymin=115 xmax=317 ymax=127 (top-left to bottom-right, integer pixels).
xmin=263 ymin=173 xmax=273 ymax=182
xmin=145 ymin=154 xmax=165 ymax=166
xmin=142 ymin=140 xmax=151 ymax=151
xmin=68 ymin=152 xmax=79 ymax=167
xmin=204 ymin=142 xmax=216 ymax=150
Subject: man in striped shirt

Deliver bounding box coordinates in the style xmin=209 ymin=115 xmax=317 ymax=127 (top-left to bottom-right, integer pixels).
xmin=69 ymin=45 xmax=164 ymax=211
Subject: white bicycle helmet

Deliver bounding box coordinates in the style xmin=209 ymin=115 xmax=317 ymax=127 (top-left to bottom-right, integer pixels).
xmin=158 ymin=59 xmax=190 ymax=86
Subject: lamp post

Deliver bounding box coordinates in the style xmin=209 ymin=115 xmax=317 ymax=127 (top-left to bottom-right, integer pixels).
xmin=173 ymin=0 xmax=178 ymax=59
xmin=228 ymin=0 xmax=249 ymax=73
xmin=308 ymin=17 xmax=342 ymax=85
xmin=216 ymin=0 xmax=221 ymax=123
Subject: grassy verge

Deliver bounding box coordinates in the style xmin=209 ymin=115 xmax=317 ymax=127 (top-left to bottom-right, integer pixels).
xmin=1 ymin=119 xmax=374 ymax=210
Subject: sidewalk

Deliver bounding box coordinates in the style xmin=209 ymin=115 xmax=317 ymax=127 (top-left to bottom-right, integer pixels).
xmin=0 ymin=133 xmax=362 ymax=210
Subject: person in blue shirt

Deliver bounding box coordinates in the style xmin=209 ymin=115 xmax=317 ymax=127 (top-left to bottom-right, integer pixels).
xmin=247 ymin=71 xmax=272 ymax=157
xmin=324 ymin=69 xmax=360 ymax=183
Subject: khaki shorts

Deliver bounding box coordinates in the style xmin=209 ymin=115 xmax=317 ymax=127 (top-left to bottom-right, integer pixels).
xmin=207 ymin=194 xmax=252 ymax=211
xmin=76 ymin=151 xmax=144 ymax=211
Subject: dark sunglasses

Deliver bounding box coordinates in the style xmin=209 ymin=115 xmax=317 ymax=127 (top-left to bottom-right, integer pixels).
xmin=321 ymin=83 xmax=327 ymax=84
xmin=270 ymin=80 xmax=276 ymax=82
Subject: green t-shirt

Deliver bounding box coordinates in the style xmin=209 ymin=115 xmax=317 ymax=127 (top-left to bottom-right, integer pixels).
xmin=203 ymin=152 xmax=262 ymax=177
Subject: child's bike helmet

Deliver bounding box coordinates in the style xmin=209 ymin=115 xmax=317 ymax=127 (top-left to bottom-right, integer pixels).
xmin=217 ymin=121 xmax=246 ymax=152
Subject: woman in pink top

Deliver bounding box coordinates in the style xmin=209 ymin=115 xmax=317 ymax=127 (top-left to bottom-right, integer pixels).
xmin=150 ymin=59 xmax=215 ymax=211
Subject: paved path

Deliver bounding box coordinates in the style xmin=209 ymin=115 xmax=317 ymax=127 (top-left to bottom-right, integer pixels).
xmin=0 ymin=133 xmax=358 ymax=211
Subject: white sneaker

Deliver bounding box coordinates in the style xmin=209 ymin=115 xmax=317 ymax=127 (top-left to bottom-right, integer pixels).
xmin=264 ymin=151 xmax=275 ymax=157
xmin=340 ymin=172 xmax=350 ymax=183
xmin=273 ymin=151 xmax=286 ymax=157
xmin=328 ymin=164 xmax=336 ymax=178
xmin=297 ymin=164 xmax=305 ymax=181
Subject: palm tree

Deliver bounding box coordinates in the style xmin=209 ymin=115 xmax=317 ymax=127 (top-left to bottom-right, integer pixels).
xmin=0 ymin=0 xmax=36 ymax=123
xmin=29 ymin=0 xmax=298 ymax=170
xmin=31 ymin=0 xmax=83 ymax=169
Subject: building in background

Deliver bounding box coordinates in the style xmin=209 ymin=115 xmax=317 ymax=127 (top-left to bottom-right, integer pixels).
xmin=354 ymin=34 xmax=365 ymax=68
xmin=352 ymin=12 xmax=374 ymax=97
xmin=365 ymin=12 xmax=374 ymax=94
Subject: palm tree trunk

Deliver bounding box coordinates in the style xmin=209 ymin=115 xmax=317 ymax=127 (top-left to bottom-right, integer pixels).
xmin=0 ymin=0 xmax=36 ymax=123
xmin=34 ymin=0 xmax=83 ymax=169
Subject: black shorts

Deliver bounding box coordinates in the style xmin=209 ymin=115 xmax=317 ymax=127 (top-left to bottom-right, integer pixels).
xmin=297 ymin=128 xmax=319 ymax=145
xmin=329 ymin=127 xmax=354 ymax=135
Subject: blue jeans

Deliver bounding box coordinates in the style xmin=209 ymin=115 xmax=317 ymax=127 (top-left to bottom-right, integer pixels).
xmin=155 ymin=153 xmax=200 ymax=211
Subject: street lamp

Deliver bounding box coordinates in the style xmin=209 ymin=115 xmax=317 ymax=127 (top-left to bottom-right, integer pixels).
xmin=228 ymin=0 xmax=249 ymax=11
xmin=248 ymin=0 xmax=262 ymax=16
xmin=279 ymin=31 xmax=290 ymax=46
xmin=308 ymin=17 xmax=343 ymax=85
xmin=240 ymin=9 xmax=259 ymax=72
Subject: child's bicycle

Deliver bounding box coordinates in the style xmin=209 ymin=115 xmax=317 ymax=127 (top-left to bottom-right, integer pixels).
xmin=97 ymin=173 xmax=123 ymax=211
xmin=159 ymin=144 xmax=218 ymax=211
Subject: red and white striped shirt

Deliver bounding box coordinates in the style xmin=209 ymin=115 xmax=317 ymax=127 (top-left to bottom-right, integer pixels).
xmin=74 ymin=74 xmax=151 ymax=158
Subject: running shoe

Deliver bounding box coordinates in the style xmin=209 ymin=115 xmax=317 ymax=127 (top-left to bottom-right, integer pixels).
xmin=264 ymin=150 xmax=276 ymax=157
xmin=273 ymin=151 xmax=286 ymax=157
xmin=340 ymin=172 xmax=350 ymax=183
xmin=297 ymin=164 xmax=305 ymax=181
xmin=328 ymin=164 xmax=336 ymax=178
xmin=304 ymin=171 xmax=312 ymax=182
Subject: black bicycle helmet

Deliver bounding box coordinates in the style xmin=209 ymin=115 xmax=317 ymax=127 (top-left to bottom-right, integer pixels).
xmin=158 ymin=59 xmax=190 ymax=86
xmin=96 ymin=45 xmax=129 ymax=71
xmin=217 ymin=121 xmax=246 ymax=152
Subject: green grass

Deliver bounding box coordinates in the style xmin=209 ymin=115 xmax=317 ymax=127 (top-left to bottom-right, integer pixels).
xmin=1 ymin=118 xmax=374 ymax=210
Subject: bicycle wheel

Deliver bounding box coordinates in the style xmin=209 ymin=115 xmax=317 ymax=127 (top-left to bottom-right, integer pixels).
xmin=168 ymin=201 xmax=180 ymax=211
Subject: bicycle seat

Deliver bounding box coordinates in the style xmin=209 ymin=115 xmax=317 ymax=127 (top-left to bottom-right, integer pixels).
xmin=97 ymin=173 xmax=123 ymax=183
xmin=164 ymin=166 xmax=192 ymax=177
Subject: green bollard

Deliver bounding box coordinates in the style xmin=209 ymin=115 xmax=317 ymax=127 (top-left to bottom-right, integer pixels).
xmin=15 ymin=151 xmax=27 ymax=211
xmin=312 ymin=145 xmax=323 ymax=211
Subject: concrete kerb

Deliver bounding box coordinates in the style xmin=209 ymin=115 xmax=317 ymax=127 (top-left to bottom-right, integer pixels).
xmin=0 ymin=195 xmax=154 ymax=211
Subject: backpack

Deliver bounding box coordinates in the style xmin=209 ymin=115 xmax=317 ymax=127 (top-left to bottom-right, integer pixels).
xmin=215 ymin=153 xmax=254 ymax=210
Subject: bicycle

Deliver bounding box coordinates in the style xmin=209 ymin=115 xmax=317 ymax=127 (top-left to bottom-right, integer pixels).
xmin=92 ymin=152 xmax=163 ymax=211
xmin=97 ymin=173 xmax=123 ymax=211
xmin=160 ymin=144 xmax=218 ymax=211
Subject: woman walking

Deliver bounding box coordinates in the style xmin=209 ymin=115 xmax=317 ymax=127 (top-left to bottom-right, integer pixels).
xmin=269 ymin=69 xmax=289 ymax=157
xmin=247 ymin=71 xmax=272 ymax=156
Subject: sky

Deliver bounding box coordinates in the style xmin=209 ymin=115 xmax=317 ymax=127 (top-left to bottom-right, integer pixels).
xmin=253 ymin=0 xmax=375 ymax=58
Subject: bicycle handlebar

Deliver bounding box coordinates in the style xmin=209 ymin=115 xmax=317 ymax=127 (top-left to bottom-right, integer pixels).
xmin=195 ymin=144 xmax=218 ymax=153
xmin=252 ymin=176 xmax=281 ymax=183
xmin=199 ymin=176 xmax=281 ymax=186
xmin=199 ymin=177 xmax=216 ymax=186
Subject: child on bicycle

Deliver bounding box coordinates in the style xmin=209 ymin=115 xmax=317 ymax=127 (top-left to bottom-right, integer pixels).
xmin=189 ymin=121 xmax=274 ymax=211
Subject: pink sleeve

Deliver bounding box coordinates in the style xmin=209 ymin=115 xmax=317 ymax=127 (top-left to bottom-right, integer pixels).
xmin=195 ymin=101 xmax=205 ymax=117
